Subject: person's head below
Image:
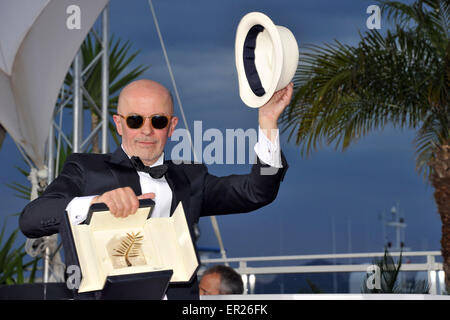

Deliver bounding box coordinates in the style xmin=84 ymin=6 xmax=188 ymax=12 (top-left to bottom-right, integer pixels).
xmin=113 ymin=79 xmax=178 ymax=166
xmin=199 ymin=265 xmax=244 ymax=295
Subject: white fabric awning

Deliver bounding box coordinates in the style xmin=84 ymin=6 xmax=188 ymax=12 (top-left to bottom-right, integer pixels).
xmin=0 ymin=0 xmax=109 ymax=168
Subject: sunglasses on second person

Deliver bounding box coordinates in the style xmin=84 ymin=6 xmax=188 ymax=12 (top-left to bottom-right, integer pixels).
xmin=117 ymin=113 xmax=172 ymax=130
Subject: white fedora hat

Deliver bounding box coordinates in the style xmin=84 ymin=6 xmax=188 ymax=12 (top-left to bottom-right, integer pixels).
xmin=235 ymin=12 xmax=299 ymax=108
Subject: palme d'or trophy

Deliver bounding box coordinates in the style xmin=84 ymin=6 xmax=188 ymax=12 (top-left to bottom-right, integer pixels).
xmin=111 ymin=232 xmax=146 ymax=268
xmin=63 ymin=201 xmax=198 ymax=293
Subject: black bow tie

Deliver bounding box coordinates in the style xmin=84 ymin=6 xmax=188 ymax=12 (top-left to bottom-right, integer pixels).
xmin=130 ymin=156 xmax=168 ymax=179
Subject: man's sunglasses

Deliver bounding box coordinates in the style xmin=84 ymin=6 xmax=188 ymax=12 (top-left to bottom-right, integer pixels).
xmin=117 ymin=114 xmax=171 ymax=130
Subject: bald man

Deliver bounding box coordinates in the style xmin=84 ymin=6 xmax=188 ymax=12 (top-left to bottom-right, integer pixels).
xmin=20 ymin=79 xmax=291 ymax=299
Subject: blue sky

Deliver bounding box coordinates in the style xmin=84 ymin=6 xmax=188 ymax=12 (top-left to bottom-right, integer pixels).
xmin=0 ymin=0 xmax=442 ymax=260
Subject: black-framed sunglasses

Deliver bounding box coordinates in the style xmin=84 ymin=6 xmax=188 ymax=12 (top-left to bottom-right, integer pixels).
xmin=117 ymin=113 xmax=172 ymax=130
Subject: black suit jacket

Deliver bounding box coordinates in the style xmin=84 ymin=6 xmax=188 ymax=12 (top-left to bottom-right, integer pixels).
xmin=20 ymin=147 xmax=288 ymax=299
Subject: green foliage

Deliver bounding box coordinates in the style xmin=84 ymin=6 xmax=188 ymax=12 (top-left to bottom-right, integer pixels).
xmin=63 ymin=32 xmax=150 ymax=148
xmin=6 ymin=182 xmax=30 ymax=200
xmin=6 ymin=138 xmax=72 ymax=199
xmin=0 ymin=218 xmax=40 ymax=285
xmin=306 ymin=279 xmax=322 ymax=293
xmin=5 ymin=160 xmax=33 ymax=200
xmin=361 ymin=248 xmax=430 ymax=293
xmin=55 ymin=134 xmax=73 ymax=175
xmin=282 ymin=0 xmax=449 ymax=178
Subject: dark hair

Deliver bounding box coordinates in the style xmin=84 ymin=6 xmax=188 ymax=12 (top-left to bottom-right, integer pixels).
xmin=203 ymin=265 xmax=244 ymax=294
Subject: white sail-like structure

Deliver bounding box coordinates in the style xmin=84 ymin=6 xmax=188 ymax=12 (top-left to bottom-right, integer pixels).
xmin=0 ymin=0 xmax=108 ymax=170
xmin=0 ymin=0 xmax=109 ymax=283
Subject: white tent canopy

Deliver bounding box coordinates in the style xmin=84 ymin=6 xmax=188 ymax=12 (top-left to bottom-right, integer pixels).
xmin=0 ymin=0 xmax=108 ymax=169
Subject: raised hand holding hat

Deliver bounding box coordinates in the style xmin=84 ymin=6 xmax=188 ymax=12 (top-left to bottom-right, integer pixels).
xmin=235 ymin=12 xmax=299 ymax=109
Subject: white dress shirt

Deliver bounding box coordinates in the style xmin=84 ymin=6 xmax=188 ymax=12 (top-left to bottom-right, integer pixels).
xmin=136 ymin=152 xmax=172 ymax=219
xmin=66 ymin=126 xmax=282 ymax=225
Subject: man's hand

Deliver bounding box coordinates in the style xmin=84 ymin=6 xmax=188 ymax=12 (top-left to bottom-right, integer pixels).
xmin=90 ymin=187 xmax=155 ymax=218
xmin=258 ymin=82 xmax=294 ymax=143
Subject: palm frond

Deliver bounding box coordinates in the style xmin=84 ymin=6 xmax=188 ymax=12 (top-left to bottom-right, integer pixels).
xmin=5 ymin=182 xmax=30 ymax=200
xmin=415 ymin=109 xmax=450 ymax=177
xmin=64 ymin=32 xmax=150 ymax=113
xmin=60 ymin=30 xmax=149 ymax=152
xmin=380 ymin=0 xmax=449 ymax=54
xmin=361 ymin=248 xmax=402 ymax=293
xmin=0 ymin=223 xmax=40 ymax=284
xmin=282 ymin=0 xmax=448 ymax=167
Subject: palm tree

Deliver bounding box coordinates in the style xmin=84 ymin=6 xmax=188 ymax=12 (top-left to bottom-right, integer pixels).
xmin=281 ymin=0 xmax=449 ymax=288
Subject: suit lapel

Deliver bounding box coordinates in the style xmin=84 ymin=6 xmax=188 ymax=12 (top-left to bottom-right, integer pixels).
xmin=165 ymin=160 xmax=190 ymax=216
xmin=105 ymin=148 xmax=142 ymax=196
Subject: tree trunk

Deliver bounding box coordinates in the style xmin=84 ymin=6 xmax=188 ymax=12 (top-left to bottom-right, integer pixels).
xmin=0 ymin=124 xmax=6 ymax=150
xmin=429 ymin=144 xmax=450 ymax=291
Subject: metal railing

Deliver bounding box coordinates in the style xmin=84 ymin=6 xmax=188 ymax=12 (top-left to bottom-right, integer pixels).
xmin=200 ymin=251 xmax=445 ymax=295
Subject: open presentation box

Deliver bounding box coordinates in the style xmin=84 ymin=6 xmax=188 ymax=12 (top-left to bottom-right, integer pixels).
xmin=60 ymin=199 xmax=199 ymax=295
